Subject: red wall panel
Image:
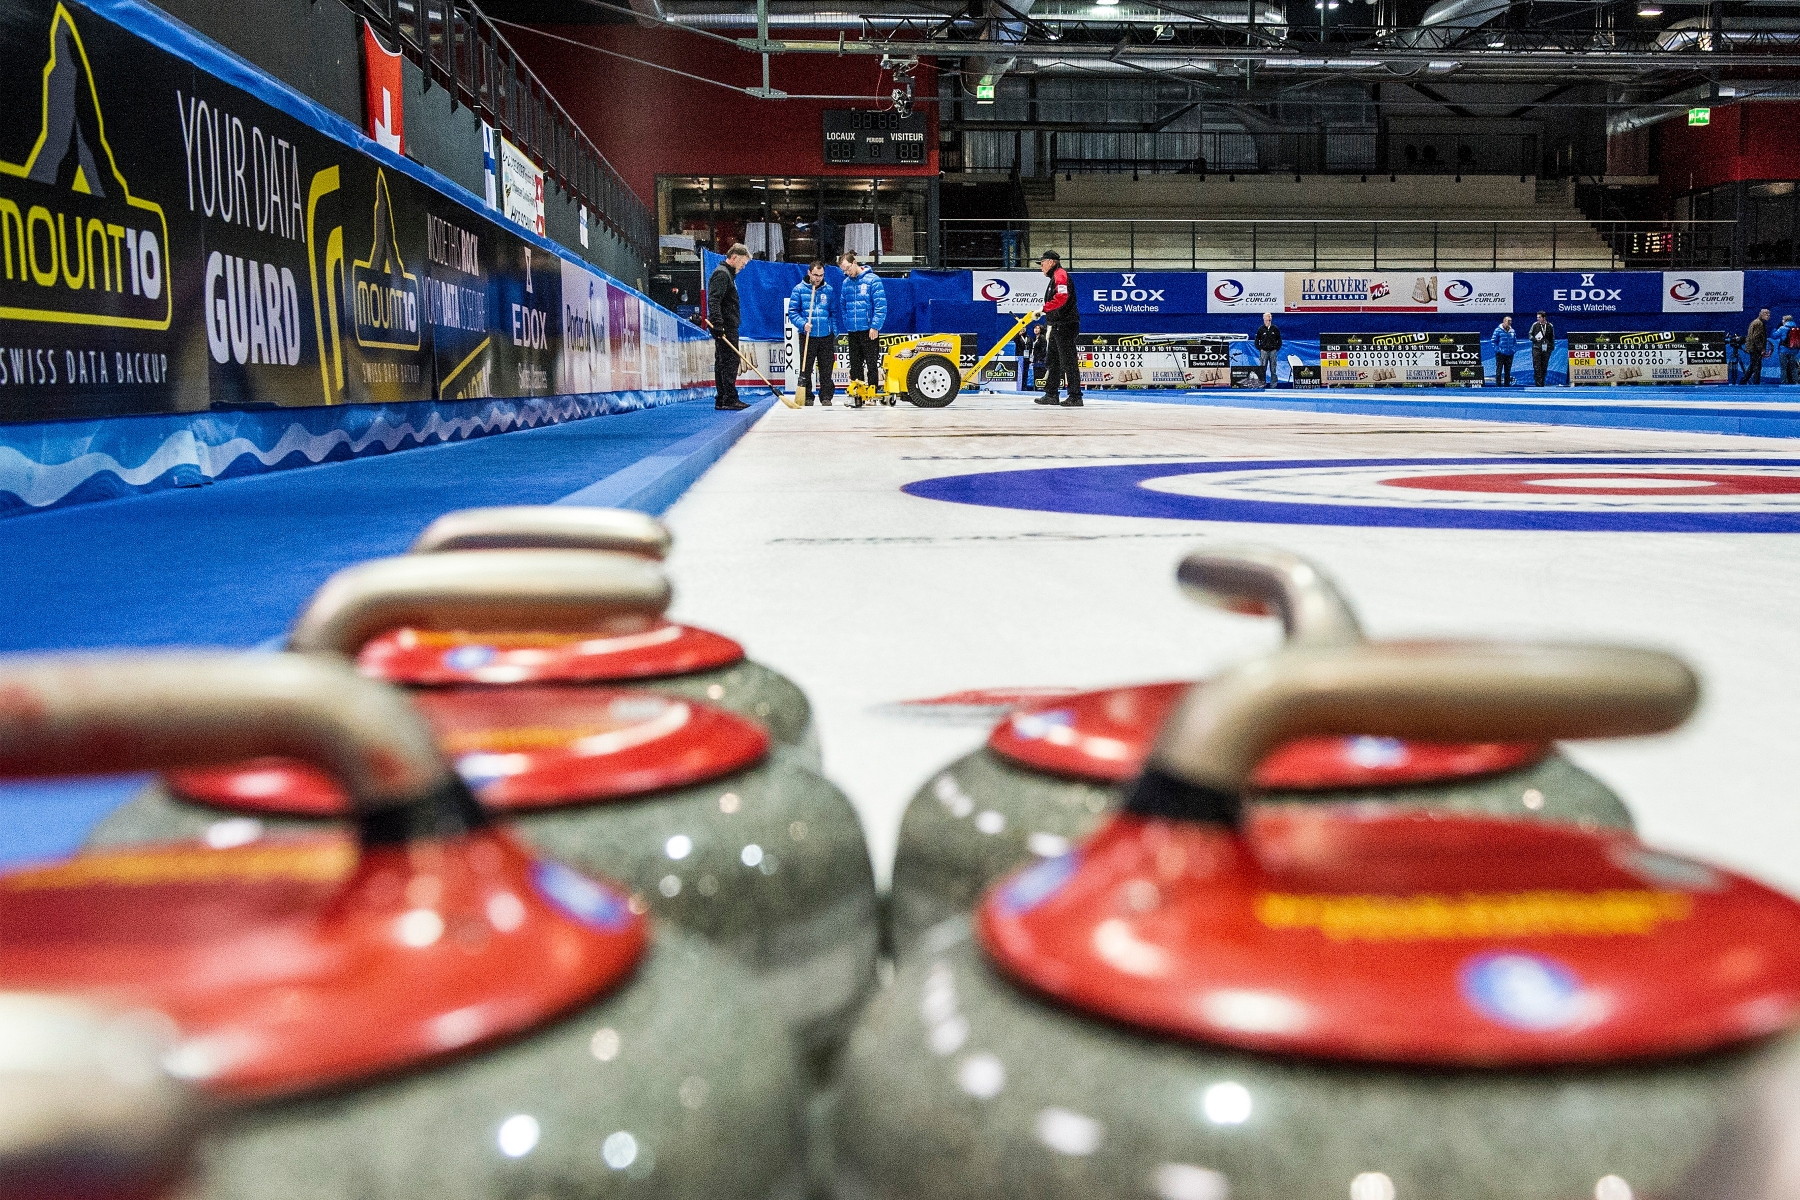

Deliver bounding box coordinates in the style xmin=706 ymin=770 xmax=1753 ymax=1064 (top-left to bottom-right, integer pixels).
xmin=1656 ymin=103 xmax=1800 ymax=196
xmin=508 ymin=25 xmax=938 ymax=203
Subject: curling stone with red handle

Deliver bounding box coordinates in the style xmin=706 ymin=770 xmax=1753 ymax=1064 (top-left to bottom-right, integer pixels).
xmin=87 ymin=553 xmax=878 ymax=1067
xmin=0 ymin=994 xmax=204 ymax=1200
xmin=888 ymin=545 xmax=1631 ymax=956
xmin=837 ymin=641 xmax=1800 ymax=1200
xmin=396 ymin=505 xmax=816 ymax=763
xmin=3 ymin=653 xmax=807 ymax=1199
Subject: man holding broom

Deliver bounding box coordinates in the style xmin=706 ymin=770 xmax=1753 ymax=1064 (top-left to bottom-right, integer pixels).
xmin=707 ymin=243 xmax=752 ymax=410
xmin=787 ymin=260 xmax=836 ymax=406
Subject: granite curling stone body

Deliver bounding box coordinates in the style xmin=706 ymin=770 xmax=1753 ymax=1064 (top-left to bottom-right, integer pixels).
xmin=0 ymin=653 xmax=807 ymax=1200
xmin=388 ymin=506 xmax=817 ymax=763
xmin=838 ymin=641 xmax=1800 ymax=1200
xmin=87 ymin=554 xmax=878 ymax=1065
xmin=888 ymin=545 xmax=1631 ymax=956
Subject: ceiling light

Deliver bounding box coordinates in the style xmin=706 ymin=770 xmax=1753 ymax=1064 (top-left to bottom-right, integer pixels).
xmin=1095 ymin=0 xmax=1120 ymax=7
xmin=1637 ymin=4 xmax=1662 ymax=14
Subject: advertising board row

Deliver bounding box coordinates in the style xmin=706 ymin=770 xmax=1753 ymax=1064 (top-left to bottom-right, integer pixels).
xmin=971 ymin=270 xmax=1749 ymax=318
xmin=979 ymin=329 xmax=1734 ymax=389
xmin=0 ymin=0 xmax=703 ymax=426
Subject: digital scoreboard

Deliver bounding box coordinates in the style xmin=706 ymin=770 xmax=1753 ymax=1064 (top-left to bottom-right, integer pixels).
xmin=822 ymin=110 xmax=929 ymax=166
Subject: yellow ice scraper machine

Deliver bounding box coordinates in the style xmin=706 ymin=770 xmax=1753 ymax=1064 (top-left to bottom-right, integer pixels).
xmin=846 ymin=309 xmax=1041 ymax=408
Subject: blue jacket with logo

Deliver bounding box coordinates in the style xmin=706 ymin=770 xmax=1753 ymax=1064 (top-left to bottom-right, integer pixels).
xmin=1778 ymin=319 xmax=1799 ymax=357
xmin=1491 ymin=323 xmax=1519 ymax=356
xmin=787 ymin=281 xmax=836 ymax=338
xmin=837 ymin=271 xmax=888 ymax=334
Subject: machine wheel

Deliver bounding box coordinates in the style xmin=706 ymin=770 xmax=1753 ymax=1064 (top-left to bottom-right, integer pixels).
xmin=905 ymin=356 xmax=960 ymax=408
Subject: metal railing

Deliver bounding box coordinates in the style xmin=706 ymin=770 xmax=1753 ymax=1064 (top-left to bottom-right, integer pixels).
xmin=940 ymin=218 xmax=1741 ymax=271
xmin=960 ymin=130 xmax=1385 ymax=177
xmin=350 ymin=0 xmax=656 ymax=263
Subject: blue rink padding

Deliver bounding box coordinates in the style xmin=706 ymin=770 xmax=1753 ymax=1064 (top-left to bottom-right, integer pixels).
xmin=0 ymin=393 xmax=772 ymax=868
xmin=0 ymin=387 xmax=710 ymax=517
xmin=1071 ymin=385 xmax=1800 ymax=439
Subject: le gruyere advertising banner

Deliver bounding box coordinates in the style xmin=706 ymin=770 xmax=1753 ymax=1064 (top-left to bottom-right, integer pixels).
xmin=1320 ymin=331 xmax=1483 ymax=386
xmin=0 ymin=0 xmax=696 ymax=425
xmin=1207 ymin=272 xmax=1514 ymax=315
xmin=1565 ymin=331 xmax=1728 ymax=385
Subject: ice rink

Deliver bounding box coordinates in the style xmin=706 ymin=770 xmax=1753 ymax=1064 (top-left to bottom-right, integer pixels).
xmin=662 ymin=391 xmax=1800 ymax=893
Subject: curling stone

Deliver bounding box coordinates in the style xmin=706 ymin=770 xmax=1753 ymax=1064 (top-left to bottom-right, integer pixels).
xmin=87 ymin=552 xmax=878 ymax=1067
xmin=889 ymin=545 xmax=1631 ymax=956
xmin=388 ymin=506 xmax=816 ymax=763
xmin=0 ymin=993 xmax=204 ymax=1200
xmin=837 ymin=640 xmax=1800 ymax=1200
xmin=1 ymin=653 xmax=807 ymax=1199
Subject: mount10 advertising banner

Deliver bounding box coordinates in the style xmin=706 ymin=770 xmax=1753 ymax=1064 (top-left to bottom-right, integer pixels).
xmin=0 ymin=0 xmax=702 ymax=425
xmin=1565 ymin=331 xmax=1729 ymax=385
xmin=1320 ymin=332 xmax=1483 ymax=386
xmin=1206 ymin=271 xmax=1746 ymax=316
xmin=1077 ymin=334 xmax=1234 ymax=389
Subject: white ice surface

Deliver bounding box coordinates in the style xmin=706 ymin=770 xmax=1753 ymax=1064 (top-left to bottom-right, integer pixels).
xmin=661 ymin=393 xmax=1800 ymax=893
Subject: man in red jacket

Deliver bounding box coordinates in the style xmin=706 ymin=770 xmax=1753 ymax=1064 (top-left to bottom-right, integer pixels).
xmin=1035 ymin=249 xmax=1083 ymax=408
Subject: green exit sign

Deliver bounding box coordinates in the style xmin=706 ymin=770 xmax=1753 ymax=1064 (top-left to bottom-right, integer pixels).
xmin=975 ymin=77 xmax=997 ymax=102
xmin=1688 ymin=107 xmax=1711 ymax=125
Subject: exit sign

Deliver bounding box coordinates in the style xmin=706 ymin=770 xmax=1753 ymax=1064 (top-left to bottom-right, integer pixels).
xmin=1688 ymin=107 xmax=1711 ymax=125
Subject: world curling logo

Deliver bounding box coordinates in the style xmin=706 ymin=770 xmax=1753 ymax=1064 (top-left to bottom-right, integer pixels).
xmin=1442 ymin=278 xmax=1475 ymax=304
xmin=1212 ymin=278 xmax=1247 ymax=304
xmin=978 ymin=277 xmax=1012 ymax=302
xmin=0 ymin=4 xmax=172 ymax=331
xmin=1668 ymin=277 xmax=1702 ymax=304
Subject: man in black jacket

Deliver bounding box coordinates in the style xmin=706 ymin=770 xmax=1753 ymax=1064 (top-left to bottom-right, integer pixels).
xmin=1252 ymin=313 xmax=1282 ymax=388
xmin=708 ymin=243 xmax=751 ymax=411
xmin=1035 ymin=250 xmax=1083 ymax=407
xmin=1528 ymin=311 xmax=1556 ymax=387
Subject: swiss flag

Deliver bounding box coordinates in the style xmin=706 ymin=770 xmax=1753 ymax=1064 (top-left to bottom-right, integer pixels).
xmin=363 ymin=21 xmax=404 ymax=156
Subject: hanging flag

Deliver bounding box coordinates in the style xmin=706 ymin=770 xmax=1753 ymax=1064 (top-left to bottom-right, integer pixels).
xmin=363 ymin=21 xmax=404 ymax=155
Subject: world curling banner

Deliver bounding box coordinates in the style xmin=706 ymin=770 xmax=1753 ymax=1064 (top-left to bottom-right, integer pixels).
xmin=1565 ymin=331 xmax=1728 ymax=385
xmin=1320 ymin=332 xmax=1483 ymax=387
xmin=0 ymin=0 xmax=705 ymax=426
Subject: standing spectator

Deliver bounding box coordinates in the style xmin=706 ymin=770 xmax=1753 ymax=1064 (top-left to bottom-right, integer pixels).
xmin=1777 ymin=314 xmax=1799 ymax=385
xmin=707 ymin=243 xmax=750 ymax=411
xmin=837 ymin=252 xmax=887 ymax=390
xmin=1490 ymin=316 xmax=1519 ymax=387
xmin=1035 ymin=249 xmax=1083 ymax=407
xmin=1741 ymin=308 xmax=1771 ymax=385
xmin=1528 ymin=311 xmax=1556 ymax=386
xmin=787 ymin=260 xmax=835 ymax=406
xmin=1026 ymin=320 xmax=1048 ymax=391
xmin=1253 ymin=313 xmax=1283 ymax=389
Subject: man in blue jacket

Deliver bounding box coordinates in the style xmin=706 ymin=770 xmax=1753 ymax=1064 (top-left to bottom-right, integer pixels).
xmin=1491 ymin=315 xmax=1519 ymax=387
xmin=837 ymin=252 xmax=888 ymax=389
xmin=788 ymin=261 xmax=836 ymax=406
xmin=1777 ymin=314 xmax=1798 ymax=385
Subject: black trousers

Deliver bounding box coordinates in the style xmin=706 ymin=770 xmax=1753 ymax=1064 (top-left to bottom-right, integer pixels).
xmin=1493 ymin=352 xmax=1514 ymax=386
xmin=1740 ymin=349 xmax=1767 ymax=384
xmin=1041 ymin=323 xmax=1083 ymax=400
xmin=845 ymin=331 xmax=880 ymax=386
xmin=713 ymin=336 xmax=739 ymax=403
xmin=799 ymin=336 xmax=835 ymax=404
xmin=1531 ymin=347 xmax=1551 ymax=386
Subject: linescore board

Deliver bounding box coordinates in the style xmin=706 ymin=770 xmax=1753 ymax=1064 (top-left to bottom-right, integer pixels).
xmin=1566 ymin=331 xmax=1727 ymax=384
xmin=822 ymin=111 xmax=929 ymax=165
xmin=1320 ymin=332 xmax=1483 ymax=386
